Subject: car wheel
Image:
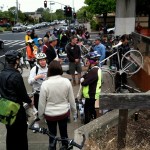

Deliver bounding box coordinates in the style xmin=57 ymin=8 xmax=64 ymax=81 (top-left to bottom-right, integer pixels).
xmin=0 ymin=42 xmax=4 ymax=49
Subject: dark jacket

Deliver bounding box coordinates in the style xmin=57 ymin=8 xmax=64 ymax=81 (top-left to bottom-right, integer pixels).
xmin=46 ymin=44 xmax=57 ymax=65
xmin=111 ymin=43 xmax=130 ymax=70
xmin=81 ymin=66 xmax=101 ymax=99
xmin=0 ymin=65 xmax=31 ymax=105
xmin=66 ymin=43 xmax=81 ymax=62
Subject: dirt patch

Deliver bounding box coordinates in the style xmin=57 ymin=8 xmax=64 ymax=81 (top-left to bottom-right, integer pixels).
xmin=84 ymin=110 xmax=150 ymax=150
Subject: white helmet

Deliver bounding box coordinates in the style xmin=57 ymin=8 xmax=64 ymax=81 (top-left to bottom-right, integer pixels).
xmin=36 ymin=53 xmax=47 ymax=60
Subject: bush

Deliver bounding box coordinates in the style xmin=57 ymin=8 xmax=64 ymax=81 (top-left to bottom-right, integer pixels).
xmin=90 ymin=20 xmax=100 ymax=31
xmin=0 ymin=27 xmax=4 ymax=32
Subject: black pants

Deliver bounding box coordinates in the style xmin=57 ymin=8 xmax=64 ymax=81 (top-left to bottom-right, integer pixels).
xmin=6 ymin=106 xmax=28 ymax=150
xmin=46 ymin=117 xmax=68 ymax=149
xmin=34 ymin=92 xmax=39 ymax=111
xmin=28 ymin=60 xmax=35 ymax=70
xmin=115 ymin=72 xmax=127 ymax=91
xmin=84 ymin=98 xmax=96 ymax=124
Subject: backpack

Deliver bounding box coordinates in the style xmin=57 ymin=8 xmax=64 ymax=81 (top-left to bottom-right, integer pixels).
xmin=0 ymin=97 xmax=20 ymax=125
xmin=35 ymin=65 xmax=39 ymax=75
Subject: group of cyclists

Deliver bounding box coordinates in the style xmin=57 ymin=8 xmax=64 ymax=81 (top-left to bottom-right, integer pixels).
xmin=0 ymin=21 xmax=133 ymax=150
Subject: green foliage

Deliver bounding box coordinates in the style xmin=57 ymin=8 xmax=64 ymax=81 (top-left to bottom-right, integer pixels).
xmin=0 ymin=27 xmax=4 ymax=32
xmin=90 ymin=20 xmax=100 ymax=31
xmin=84 ymin=0 xmax=116 ymax=15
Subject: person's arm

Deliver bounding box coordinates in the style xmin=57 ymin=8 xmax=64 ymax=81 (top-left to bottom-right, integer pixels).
xmin=100 ymin=45 xmax=106 ymax=62
xmin=13 ymin=74 xmax=32 ymax=104
xmin=28 ymin=66 xmax=36 ymax=85
xmin=81 ymin=69 xmax=98 ymax=86
xmin=38 ymin=84 xmax=47 ymax=120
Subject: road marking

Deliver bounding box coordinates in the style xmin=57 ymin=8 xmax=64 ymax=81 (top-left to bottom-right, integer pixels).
xmin=3 ymin=40 xmax=25 ymax=46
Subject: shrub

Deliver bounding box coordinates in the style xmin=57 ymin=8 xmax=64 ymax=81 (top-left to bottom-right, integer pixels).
xmin=0 ymin=27 xmax=4 ymax=32
xmin=90 ymin=20 xmax=100 ymax=31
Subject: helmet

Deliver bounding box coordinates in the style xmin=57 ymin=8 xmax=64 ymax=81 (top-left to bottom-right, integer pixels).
xmin=36 ymin=53 xmax=47 ymax=60
xmin=38 ymin=38 xmax=43 ymax=41
xmin=86 ymin=51 xmax=100 ymax=60
xmin=5 ymin=50 xmax=22 ymax=64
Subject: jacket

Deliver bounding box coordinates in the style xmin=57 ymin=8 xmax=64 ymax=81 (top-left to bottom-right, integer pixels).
xmin=66 ymin=43 xmax=81 ymax=62
xmin=26 ymin=45 xmax=35 ymax=60
xmin=28 ymin=63 xmax=48 ymax=92
xmin=46 ymin=45 xmax=57 ymax=64
xmin=0 ymin=65 xmax=31 ymax=105
xmin=38 ymin=75 xmax=77 ymax=119
xmin=81 ymin=66 xmax=102 ymax=100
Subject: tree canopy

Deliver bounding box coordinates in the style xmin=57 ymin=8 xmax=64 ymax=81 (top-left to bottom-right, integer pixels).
xmin=84 ymin=0 xmax=116 ymax=15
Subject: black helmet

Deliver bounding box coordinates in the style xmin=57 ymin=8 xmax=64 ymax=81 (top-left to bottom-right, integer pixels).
xmin=5 ymin=50 xmax=22 ymax=64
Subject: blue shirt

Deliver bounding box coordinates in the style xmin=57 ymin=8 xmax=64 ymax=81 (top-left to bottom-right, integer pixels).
xmin=94 ymin=43 xmax=106 ymax=65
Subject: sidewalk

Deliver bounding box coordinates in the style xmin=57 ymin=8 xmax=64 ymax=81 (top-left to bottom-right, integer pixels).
xmin=0 ymin=68 xmax=83 ymax=150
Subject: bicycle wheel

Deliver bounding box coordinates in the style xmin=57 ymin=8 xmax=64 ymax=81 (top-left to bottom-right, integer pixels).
xmin=101 ymin=69 xmax=114 ymax=93
xmin=121 ymin=49 xmax=143 ymax=75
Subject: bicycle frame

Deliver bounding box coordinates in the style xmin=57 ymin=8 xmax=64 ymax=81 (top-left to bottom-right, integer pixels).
xmin=29 ymin=120 xmax=86 ymax=150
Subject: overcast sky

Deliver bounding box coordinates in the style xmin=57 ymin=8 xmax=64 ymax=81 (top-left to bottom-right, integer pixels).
xmin=0 ymin=0 xmax=86 ymax=12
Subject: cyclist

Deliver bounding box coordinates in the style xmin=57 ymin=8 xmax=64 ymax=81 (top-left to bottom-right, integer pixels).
xmin=38 ymin=60 xmax=77 ymax=149
xmin=28 ymin=53 xmax=48 ymax=113
xmin=0 ymin=50 xmax=32 ymax=150
xmin=81 ymin=51 xmax=102 ymax=124
xmin=25 ymin=30 xmax=31 ymax=45
xmin=113 ymin=34 xmax=130 ymax=91
xmin=26 ymin=39 xmax=37 ymax=69
xmin=93 ymin=37 xmax=106 ymax=66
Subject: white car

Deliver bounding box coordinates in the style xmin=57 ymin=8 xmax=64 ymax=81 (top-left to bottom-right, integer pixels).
xmin=12 ymin=24 xmax=27 ymax=32
xmin=107 ymin=27 xmax=115 ymax=34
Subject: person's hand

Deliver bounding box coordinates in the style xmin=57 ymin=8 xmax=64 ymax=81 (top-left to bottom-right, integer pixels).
xmin=73 ymin=112 xmax=78 ymax=122
xmin=75 ymin=59 xmax=79 ymax=63
xmin=35 ymin=74 xmax=45 ymax=80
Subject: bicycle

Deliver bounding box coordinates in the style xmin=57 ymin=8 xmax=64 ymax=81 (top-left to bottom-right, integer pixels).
xmin=29 ymin=120 xmax=86 ymax=150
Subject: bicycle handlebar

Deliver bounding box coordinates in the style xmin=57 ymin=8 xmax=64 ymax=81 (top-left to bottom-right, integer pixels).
xmin=29 ymin=120 xmax=86 ymax=149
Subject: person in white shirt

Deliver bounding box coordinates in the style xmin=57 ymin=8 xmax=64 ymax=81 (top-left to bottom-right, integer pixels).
xmin=38 ymin=60 xmax=77 ymax=149
xmin=28 ymin=53 xmax=48 ymax=111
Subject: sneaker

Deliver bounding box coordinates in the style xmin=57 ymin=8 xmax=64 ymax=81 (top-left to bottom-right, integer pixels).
xmin=32 ymin=122 xmax=39 ymax=133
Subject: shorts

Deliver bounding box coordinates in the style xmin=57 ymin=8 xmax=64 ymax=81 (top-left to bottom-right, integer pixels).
xmin=69 ymin=62 xmax=82 ymax=74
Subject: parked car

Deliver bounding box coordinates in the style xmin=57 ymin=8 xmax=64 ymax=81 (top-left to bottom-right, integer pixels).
xmin=107 ymin=27 xmax=115 ymax=34
xmin=26 ymin=24 xmax=35 ymax=30
xmin=0 ymin=39 xmax=4 ymax=49
xmin=12 ymin=24 xmax=26 ymax=32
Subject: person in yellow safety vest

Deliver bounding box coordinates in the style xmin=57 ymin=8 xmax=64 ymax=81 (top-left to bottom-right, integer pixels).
xmin=81 ymin=51 xmax=102 ymax=124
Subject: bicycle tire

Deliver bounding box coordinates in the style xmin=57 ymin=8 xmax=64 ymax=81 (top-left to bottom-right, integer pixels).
xmin=101 ymin=69 xmax=114 ymax=93
xmin=121 ymin=49 xmax=143 ymax=75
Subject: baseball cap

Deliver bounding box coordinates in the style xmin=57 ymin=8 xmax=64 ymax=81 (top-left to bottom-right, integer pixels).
xmin=95 ymin=37 xmax=101 ymax=41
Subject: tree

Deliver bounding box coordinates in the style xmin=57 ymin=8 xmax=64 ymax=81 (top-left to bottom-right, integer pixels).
xmin=136 ymin=0 xmax=150 ymax=27
xmin=55 ymin=9 xmax=65 ymax=20
xmin=84 ymin=0 xmax=116 ymax=26
xmin=36 ymin=7 xmax=45 ymax=14
xmin=76 ymin=6 xmax=93 ymax=22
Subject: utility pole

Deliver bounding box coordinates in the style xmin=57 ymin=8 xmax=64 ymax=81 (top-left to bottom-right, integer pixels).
xmin=16 ymin=0 xmax=18 ymax=23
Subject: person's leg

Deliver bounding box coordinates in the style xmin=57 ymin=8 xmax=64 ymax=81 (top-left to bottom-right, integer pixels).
xmin=58 ymin=117 xmax=68 ymax=147
xmin=76 ymin=63 xmax=82 ymax=84
xmin=115 ymin=72 xmax=121 ymax=91
xmin=84 ymin=98 xmax=91 ymax=124
xmin=46 ymin=120 xmax=57 ymax=149
xmin=90 ymin=98 xmax=97 ymax=119
xmin=69 ymin=62 xmax=76 ymax=85
xmin=6 ymin=107 xmax=28 ymax=150
xmin=33 ymin=92 xmax=39 ymax=111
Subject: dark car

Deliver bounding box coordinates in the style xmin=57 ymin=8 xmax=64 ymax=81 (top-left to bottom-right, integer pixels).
xmin=0 ymin=39 xmax=4 ymax=49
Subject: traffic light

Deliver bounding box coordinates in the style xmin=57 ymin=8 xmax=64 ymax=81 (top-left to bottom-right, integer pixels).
xmin=64 ymin=6 xmax=67 ymax=16
xmin=44 ymin=0 xmax=47 ymax=8
xmin=66 ymin=6 xmax=72 ymax=17
xmin=73 ymin=13 xmax=76 ymax=19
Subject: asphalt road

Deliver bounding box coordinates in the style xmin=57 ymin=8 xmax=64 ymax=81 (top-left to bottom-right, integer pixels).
xmin=0 ymin=27 xmax=54 ymax=56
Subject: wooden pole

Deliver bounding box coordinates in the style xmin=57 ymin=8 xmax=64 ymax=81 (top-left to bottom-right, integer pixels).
xmin=117 ymin=109 xmax=128 ymax=150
